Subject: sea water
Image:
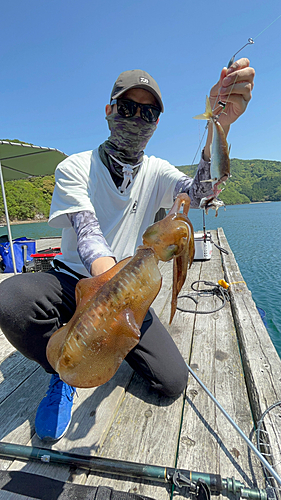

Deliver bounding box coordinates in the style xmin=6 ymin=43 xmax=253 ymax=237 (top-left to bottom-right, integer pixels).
xmin=1 ymin=202 xmax=280 ymax=356
xmin=190 ymin=201 xmax=281 ymax=356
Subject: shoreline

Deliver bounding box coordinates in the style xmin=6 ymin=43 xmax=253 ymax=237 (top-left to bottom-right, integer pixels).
xmin=0 ymin=200 xmax=277 ymax=227
xmin=249 ymin=201 xmax=272 ymax=204
xmin=0 ymin=218 xmax=48 ymax=226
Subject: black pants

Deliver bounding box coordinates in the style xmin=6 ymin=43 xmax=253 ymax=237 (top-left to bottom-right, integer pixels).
xmin=0 ymin=270 xmax=188 ymax=397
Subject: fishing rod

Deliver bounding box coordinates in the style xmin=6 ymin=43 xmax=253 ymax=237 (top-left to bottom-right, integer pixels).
xmin=186 ymin=363 xmax=281 ymax=489
xmin=227 ymin=38 xmax=254 ymax=69
xmin=0 ymin=441 xmax=267 ymax=500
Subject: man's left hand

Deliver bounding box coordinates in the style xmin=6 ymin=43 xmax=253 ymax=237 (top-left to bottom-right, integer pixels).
xmin=209 ymin=57 xmax=255 ymax=131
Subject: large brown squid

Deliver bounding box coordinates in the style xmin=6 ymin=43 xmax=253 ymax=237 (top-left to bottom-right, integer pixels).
xmin=46 ymin=193 xmax=194 ymax=388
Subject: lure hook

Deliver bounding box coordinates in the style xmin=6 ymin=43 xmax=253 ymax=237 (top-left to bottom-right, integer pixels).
xmin=227 ymin=37 xmax=254 ymax=68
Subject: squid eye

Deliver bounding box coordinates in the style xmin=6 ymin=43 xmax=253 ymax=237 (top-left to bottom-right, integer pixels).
xmin=165 ymin=244 xmax=178 ymax=260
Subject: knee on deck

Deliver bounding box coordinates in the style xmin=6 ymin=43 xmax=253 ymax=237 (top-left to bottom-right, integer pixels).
xmin=152 ymin=361 xmax=188 ymax=398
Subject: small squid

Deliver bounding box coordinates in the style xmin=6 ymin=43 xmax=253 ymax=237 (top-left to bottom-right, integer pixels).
xmin=47 ymin=193 xmax=194 ymax=388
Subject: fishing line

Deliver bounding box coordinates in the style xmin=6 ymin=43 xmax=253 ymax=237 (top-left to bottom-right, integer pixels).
xmin=190 ymin=125 xmax=208 ymax=166
xmin=226 ymin=13 xmax=281 ymax=71
xmin=252 ymin=13 xmax=281 ymax=41
xmin=187 ymin=364 xmax=281 ymax=488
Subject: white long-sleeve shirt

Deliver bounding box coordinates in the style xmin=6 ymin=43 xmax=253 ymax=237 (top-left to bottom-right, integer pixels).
xmin=49 ymin=148 xmax=211 ymax=277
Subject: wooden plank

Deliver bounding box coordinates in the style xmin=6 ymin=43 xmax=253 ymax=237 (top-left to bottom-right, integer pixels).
xmin=176 ymin=231 xmax=265 ymax=499
xmin=177 ymin=234 xmax=227 ymax=477
xmin=218 ymin=227 xmax=281 ymax=486
xmin=218 ymin=227 xmax=281 ymax=413
xmin=0 ymin=491 xmax=28 ymax=500
xmin=0 ymin=353 xmax=38 ymax=405
xmin=0 ymin=368 xmax=50 ymax=471
xmin=85 ymin=251 xmax=202 ymax=498
xmin=86 ymin=374 xmax=184 ymax=499
xmin=0 ymin=334 xmax=16 ymax=365
xmin=150 ymin=260 xmax=173 ymax=317
xmin=7 ymin=362 xmax=134 ymax=484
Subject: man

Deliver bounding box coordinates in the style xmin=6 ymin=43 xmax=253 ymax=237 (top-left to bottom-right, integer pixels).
xmin=0 ymin=60 xmax=255 ymax=441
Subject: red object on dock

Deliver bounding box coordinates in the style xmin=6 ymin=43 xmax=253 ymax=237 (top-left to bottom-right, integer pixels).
xmin=28 ymin=247 xmax=62 ymax=272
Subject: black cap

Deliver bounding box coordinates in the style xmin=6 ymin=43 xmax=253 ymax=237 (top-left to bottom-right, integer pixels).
xmin=110 ymin=69 xmax=164 ymax=112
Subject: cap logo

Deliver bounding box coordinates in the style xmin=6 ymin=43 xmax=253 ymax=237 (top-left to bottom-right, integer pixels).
xmin=139 ymin=77 xmax=149 ymax=84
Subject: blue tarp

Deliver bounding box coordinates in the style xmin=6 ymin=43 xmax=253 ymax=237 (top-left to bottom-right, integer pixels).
xmin=0 ymin=237 xmax=36 ymax=273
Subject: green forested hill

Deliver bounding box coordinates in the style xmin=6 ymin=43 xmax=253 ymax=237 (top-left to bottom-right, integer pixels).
xmin=0 ymin=175 xmax=55 ymax=222
xmin=1 ymin=158 xmax=281 ymax=222
xmin=0 ymin=139 xmax=57 ymax=222
xmin=177 ymin=158 xmax=281 ymax=205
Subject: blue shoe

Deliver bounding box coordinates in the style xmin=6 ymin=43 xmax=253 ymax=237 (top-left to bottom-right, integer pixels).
xmin=35 ymin=374 xmax=76 ymax=441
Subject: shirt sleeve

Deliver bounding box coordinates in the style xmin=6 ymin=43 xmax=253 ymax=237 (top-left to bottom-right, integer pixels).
xmin=173 ymin=154 xmax=213 ymax=208
xmin=48 ymin=152 xmax=95 ymax=228
xmin=67 ymin=211 xmax=116 ymax=274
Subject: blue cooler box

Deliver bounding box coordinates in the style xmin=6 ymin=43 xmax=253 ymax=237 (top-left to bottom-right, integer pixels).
xmin=0 ymin=237 xmax=36 ymax=273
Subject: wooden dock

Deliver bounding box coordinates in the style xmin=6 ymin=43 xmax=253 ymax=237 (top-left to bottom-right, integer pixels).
xmin=0 ymin=229 xmax=281 ymax=500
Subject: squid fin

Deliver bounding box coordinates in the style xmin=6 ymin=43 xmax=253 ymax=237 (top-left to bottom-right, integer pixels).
xmin=55 ymin=308 xmax=141 ymax=388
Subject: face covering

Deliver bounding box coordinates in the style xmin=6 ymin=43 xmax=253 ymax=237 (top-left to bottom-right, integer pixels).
xmin=99 ymin=114 xmax=157 ymax=187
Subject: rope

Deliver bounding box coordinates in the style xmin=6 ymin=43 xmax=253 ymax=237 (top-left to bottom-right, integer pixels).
xmin=176 ymin=278 xmax=247 ymax=315
xmin=177 ymin=280 xmax=230 ymax=315
xmin=208 ymin=233 xmax=229 ymax=255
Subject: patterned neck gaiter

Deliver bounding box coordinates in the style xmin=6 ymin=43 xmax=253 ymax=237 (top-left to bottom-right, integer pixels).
xmin=99 ymin=114 xmax=157 ymax=186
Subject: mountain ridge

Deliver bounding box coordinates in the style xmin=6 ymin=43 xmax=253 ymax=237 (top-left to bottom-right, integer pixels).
xmin=1 ymin=158 xmax=281 ymax=222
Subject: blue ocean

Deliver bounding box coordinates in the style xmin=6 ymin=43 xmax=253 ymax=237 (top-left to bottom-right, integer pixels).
xmin=1 ymin=201 xmax=280 ymax=356
xmin=191 ymin=201 xmax=281 ymax=356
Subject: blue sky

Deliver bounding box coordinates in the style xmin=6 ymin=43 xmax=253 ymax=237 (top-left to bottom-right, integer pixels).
xmin=1 ymin=0 xmax=281 ymax=166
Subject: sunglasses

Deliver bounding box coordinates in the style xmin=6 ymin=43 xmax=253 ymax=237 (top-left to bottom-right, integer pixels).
xmin=111 ymin=98 xmax=161 ymax=123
